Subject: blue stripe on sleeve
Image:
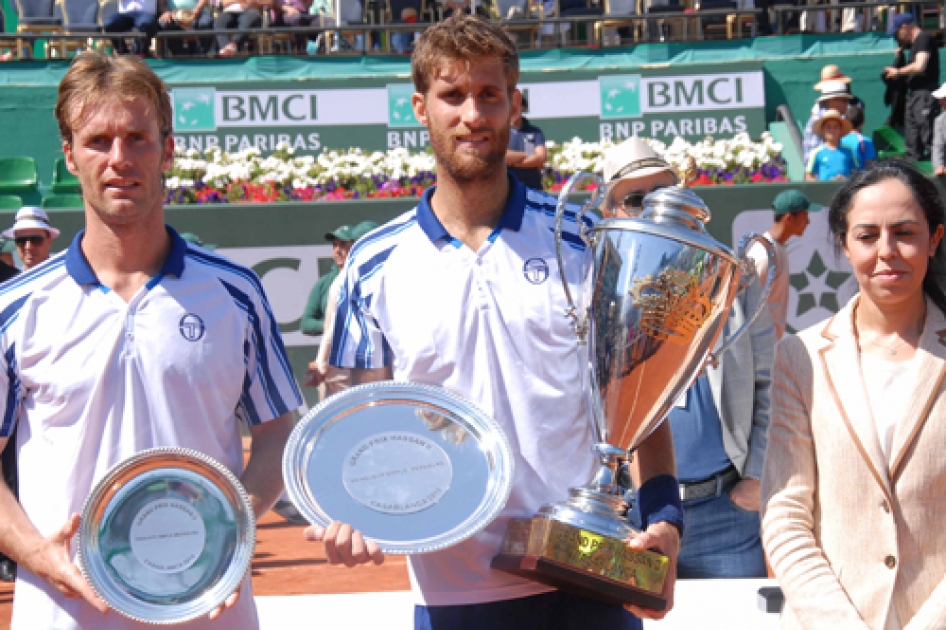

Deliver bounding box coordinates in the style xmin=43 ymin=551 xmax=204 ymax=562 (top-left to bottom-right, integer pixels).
xmin=0 ymin=295 xmax=29 ymax=335
xmin=190 ymin=251 xmax=299 ymax=409
xmin=1 ymin=344 xmax=19 ymax=438
xmin=238 ymin=339 xmax=261 ymax=425
xmin=219 ymin=279 xmax=290 ymax=418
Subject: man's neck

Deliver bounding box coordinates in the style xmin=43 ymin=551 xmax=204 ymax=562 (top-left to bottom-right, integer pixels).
xmin=825 ymin=140 xmax=840 ymax=150
xmin=430 ymin=169 xmax=510 ymax=252
xmin=81 ymin=209 xmax=172 ymax=302
xmin=768 ymin=222 xmax=791 ymax=245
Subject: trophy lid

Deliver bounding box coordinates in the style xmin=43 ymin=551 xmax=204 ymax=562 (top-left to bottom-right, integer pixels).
xmin=639 ymin=187 xmax=711 ymax=232
xmin=591 ymin=187 xmax=736 ymax=265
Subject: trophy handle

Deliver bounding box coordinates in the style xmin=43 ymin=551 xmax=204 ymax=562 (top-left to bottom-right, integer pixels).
xmin=554 ymin=171 xmax=606 ymax=339
xmin=705 ymin=233 xmax=777 ymax=366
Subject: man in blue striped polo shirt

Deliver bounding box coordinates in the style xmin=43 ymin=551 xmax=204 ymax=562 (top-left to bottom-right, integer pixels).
xmin=0 ymin=53 xmax=301 ymax=630
xmin=309 ymin=15 xmax=684 ymax=630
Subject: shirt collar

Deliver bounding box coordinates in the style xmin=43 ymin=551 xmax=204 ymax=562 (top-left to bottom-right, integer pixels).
xmin=415 ymin=173 xmax=527 ymax=244
xmin=65 ymin=225 xmax=188 ymax=286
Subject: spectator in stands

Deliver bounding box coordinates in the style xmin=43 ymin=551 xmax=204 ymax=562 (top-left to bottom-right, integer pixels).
xmin=803 ymin=78 xmax=856 ymax=163
xmin=841 ymin=105 xmax=877 ymax=170
xmin=275 ymin=0 xmax=320 ymax=52
xmin=883 ymin=48 xmax=908 ymax=129
xmin=931 ymin=83 xmax=946 ymax=176
xmin=885 ymin=13 xmax=940 ymax=161
xmin=747 ymin=190 xmax=818 ymax=340
xmin=807 ymin=110 xmax=857 ymax=181
xmin=601 ymin=136 xmax=678 ymax=218
xmin=506 ymin=97 xmax=547 ymax=190
xmin=157 ymin=0 xmax=214 ymax=56
xmin=300 ymin=224 xmax=355 ymax=337
xmin=215 ymin=0 xmax=274 ymax=56
xmin=3 ymin=207 xmax=59 ymax=271
xmin=104 ymin=0 xmax=160 ymax=55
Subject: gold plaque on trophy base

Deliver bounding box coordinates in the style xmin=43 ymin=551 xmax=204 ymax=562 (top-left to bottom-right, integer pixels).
xmin=491 ymin=518 xmax=668 ymax=610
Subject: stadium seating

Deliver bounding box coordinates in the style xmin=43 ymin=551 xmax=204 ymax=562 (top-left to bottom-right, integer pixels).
xmin=51 ymin=157 xmax=81 ymax=194
xmin=0 ymin=158 xmax=39 ymax=195
xmin=0 ymin=196 xmax=23 ymax=211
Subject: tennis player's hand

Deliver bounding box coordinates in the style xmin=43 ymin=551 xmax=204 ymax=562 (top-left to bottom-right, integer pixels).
xmin=305 ymin=521 xmax=384 ymax=567
xmin=208 ymin=590 xmax=240 ymax=621
xmin=30 ymin=513 xmax=109 ymax=615
xmin=624 ymin=521 xmax=680 ymax=620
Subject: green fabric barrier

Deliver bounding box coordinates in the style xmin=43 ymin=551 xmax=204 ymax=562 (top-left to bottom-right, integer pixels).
xmin=768 ymin=121 xmax=805 ymax=182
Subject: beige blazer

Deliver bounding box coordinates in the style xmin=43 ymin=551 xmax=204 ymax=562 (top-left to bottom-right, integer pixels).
xmin=761 ymin=296 xmax=946 ymax=630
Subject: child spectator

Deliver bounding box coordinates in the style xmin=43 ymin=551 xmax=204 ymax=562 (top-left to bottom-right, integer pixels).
xmin=841 ymin=105 xmax=877 ymax=170
xmin=806 ymin=109 xmax=859 ymax=181
xmin=932 ymin=83 xmax=946 ymax=175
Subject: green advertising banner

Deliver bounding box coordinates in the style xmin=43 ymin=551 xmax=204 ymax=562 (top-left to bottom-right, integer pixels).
xmin=169 ymin=62 xmax=766 ymax=154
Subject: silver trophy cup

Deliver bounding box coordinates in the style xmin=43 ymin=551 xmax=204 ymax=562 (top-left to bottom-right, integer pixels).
xmin=493 ymin=172 xmax=776 ymax=609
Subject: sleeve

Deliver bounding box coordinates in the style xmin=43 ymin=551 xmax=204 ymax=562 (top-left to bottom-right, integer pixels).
xmin=761 ymin=338 xmax=872 ymax=629
xmin=745 ymin=241 xmax=770 ymax=290
xmin=328 ymin=254 xmax=392 ymax=371
xmin=903 ymin=581 xmax=946 ymax=629
xmin=0 ymin=341 xmax=19 ymax=439
xmin=740 ymin=276 xmax=774 ymax=481
xmin=299 ymin=273 xmax=330 ymax=336
xmin=533 ymin=126 xmax=546 ymax=146
xmin=237 ymin=278 xmax=303 ymax=425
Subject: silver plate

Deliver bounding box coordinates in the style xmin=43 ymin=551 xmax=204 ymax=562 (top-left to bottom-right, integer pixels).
xmin=78 ymin=448 xmax=256 ymax=625
xmin=283 ymin=382 xmax=515 ymax=554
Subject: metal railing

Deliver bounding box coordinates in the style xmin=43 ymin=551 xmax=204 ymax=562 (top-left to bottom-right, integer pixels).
xmin=0 ymin=0 xmax=939 ymax=59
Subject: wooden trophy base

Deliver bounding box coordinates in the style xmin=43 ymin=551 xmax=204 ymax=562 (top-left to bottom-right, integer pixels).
xmin=491 ymin=517 xmax=668 ymax=611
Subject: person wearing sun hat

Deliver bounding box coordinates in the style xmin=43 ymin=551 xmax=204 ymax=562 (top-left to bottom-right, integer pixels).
xmin=803 ymin=80 xmax=857 ymax=163
xmin=806 ymin=109 xmax=858 ymax=181
xmin=884 ymin=12 xmax=941 ymax=160
xmin=601 ymin=137 xmax=679 ymax=218
xmin=2 ymin=206 xmax=60 ymax=271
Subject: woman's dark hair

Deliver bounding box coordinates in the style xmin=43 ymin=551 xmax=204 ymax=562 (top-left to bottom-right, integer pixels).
xmin=828 ymin=159 xmax=946 ymax=313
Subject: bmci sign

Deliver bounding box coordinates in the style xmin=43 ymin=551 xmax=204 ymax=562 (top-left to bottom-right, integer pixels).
xmin=598 ymin=72 xmax=764 ymax=119
xmin=172 ymin=88 xmax=320 ymax=131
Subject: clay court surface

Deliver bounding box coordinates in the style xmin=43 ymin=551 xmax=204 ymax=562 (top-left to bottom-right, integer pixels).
xmin=0 ymin=508 xmax=411 ymax=630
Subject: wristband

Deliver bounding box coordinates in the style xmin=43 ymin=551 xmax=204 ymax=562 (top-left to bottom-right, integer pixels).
xmin=636 ymin=473 xmax=685 ymax=538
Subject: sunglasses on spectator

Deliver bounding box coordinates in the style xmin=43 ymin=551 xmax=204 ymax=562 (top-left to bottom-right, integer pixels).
xmin=622 ymin=191 xmax=646 ymax=212
xmin=15 ymin=235 xmax=47 ymax=246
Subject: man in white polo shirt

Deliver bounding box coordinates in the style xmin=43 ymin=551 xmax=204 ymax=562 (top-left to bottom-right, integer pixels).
xmin=0 ymin=53 xmax=301 ymax=630
xmin=309 ymin=15 xmax=683 ymax=630
xmin=3 ymin=206 xmax=60 ymax=270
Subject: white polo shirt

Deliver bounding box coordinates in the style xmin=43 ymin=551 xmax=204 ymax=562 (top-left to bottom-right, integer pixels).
xmin=331 ymin=176 xmax=599 ymax=606
xmin=0 ymin=228 xmax=302 ymax=630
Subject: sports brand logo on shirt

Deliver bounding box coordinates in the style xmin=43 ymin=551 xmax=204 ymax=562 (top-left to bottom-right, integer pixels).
xmin=179 ymin=313 xmax=206 ymax=342
xmin=523 ymin=258 xmax=550 ymax=284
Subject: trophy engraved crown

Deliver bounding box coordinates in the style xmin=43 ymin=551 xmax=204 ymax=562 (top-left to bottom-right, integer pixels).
xmin=629 ymin=269 xmax=712 ymax=344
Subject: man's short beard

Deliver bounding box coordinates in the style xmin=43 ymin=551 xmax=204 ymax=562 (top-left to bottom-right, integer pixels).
xmin=431 ymin=125 xmax=511 ymax=184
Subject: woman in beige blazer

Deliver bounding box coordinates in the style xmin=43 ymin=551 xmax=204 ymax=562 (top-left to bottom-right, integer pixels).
xmin=762 ymin=160 xmax=946 ymax=630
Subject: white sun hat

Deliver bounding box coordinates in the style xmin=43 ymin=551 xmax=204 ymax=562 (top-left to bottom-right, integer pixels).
xmin=2 ymin=206 xmax=61 ymax=239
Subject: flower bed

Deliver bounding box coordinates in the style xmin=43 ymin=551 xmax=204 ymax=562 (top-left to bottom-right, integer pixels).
xmin=164 ymin=134 xmax=787 ymax=205
xmin=544 ymin=133 xmax=787 ymax=191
